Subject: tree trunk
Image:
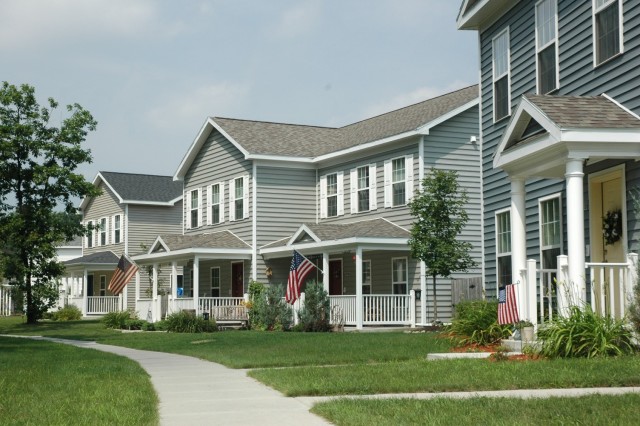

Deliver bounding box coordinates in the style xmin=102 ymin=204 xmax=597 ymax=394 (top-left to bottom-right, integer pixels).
xmin=26 ymin=270 xmax=37 ymax=324
xmin=432 ymin=274 xmax=438 ymax=322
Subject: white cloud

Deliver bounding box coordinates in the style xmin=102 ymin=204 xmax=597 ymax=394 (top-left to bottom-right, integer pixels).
xmin=0 ymin=0 xmax=165 ymax=50
xmin=146 ymin=83 xmax=251 ymax=129
xmin=361 ymin=81 xmax=473 ymax=119
xmin=271 ymin=0 xmax=323 ymax=39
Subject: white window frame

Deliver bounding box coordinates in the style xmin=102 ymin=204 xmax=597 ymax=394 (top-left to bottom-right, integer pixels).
xmin=539 ymin=194 xmax=563 ymax=269
xmin=492 ymin=27 xmax=511 ymax=122
xmin=99 ymin=217 xmax=108 ymax=246
xmin=229 ymin=175 xmax=250 ymax=222
xmin=350 ymin=165 xmax=377 ymax=214
xmin=100 ymin=275 xmax=106 ymax=296
xmin=495 ymin=208 xmax=512 ymax=287
xmin=592 ymin=0 xmax=624 ymax=67
xmin=86 ymin=220 xmax=94 ymax=248
xmin=321 ymin=172 xmax=344 ymax=218
xmin=187 ymin=188 xmax=202 ymax=229
xmin=363 ymin=260 xmax=372 ymax=295
xmin=535 ymin=0 xmax=559 ymax=94
xmin=112 ymin=214 xmax=122 ymax=244
xmin=391 ymin=257 xmax=408 ymax=295
xmin=384 ymin=155 xmax=413 ymax=208
xmin=210 ymin=267 xmax=220 ymax=297
xmin=207 ymin=182 xmax=225 ymax=225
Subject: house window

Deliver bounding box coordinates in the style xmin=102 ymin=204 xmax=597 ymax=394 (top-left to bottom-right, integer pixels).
xmin=492 ymin=28 xmax=510 ymax=121
xmin=113 ymin=214 xmax=121 ymax=244
xmin=190 ymin=189 xmax=200 ymax=228
xmin=392 ymin=257 xmax=408 ymax=294
xmin=209 ymin=183 xmax=223 ymax=224
xmin=99 ymin=217 xmax=107 ymax=246
xmin=594 ymin=0 xmax=622 ymax=65
xmin=86 ymin=220 xmax=94 ymax=248
xmin=392 ymin=158 xmax=406 ymax=206
xmin=363 ymin=260 xmax=372 ymax=295
xmin=357 ymin=166 xmax=370 ymax=212
xmin=210 ymin=267 xmax=220 ymax=297
xmin=536 ymin=0 xmax=558 ymax=94
xmin=234 ymin=177 xmax=244 ymax=220
xmin=100 ymin=275 xmax=106 ymax=296
xmin=496 ymin=210 xmax=512 ymax=286
xmin=327 ymin=173 xmax=338 ymax=217
xmin=540 ymin=196 xmax=562 ymax=270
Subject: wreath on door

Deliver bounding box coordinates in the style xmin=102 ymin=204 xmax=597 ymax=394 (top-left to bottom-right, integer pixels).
xmin=602 ymin=209 xmax=623 ymax=246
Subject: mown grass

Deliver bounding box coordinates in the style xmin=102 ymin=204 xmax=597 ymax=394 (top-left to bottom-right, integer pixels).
xmin=311 ymin=394 xmax=640 ymax=426
xmin=0 ymin=336 xmax=158 ymax=425
xmin=249 ymin=356 xmax=640 ymax=396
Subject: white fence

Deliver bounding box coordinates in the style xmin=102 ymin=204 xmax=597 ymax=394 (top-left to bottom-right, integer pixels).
xmin=586 ymin=261 xmax=633 ymax=320
xmin=537 ymin=268 xmax=556 ymax=323
xmin=86 ymin=296 xmax=120 ymax=314
xmin=1 ymin=285 xmax=13 ymax=316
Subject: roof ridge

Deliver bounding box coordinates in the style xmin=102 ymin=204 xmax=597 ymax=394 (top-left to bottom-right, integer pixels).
xmin=100 ymin=171 xmax=175 ymax=179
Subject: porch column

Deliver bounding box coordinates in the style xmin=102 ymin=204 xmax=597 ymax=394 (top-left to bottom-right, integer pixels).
xmin=135 ymin=270 xmax=140 ymax=301
xmin=420 ymin=261 xmax=426 ymax=325
xmin=82 ymin=269 xmax=88 ymax=316
xmin=193 ymin=257 xmax=200 ymax=314
xmin=355 ymin=246 xmax=363 ymax=330
xmin=170 ymin=261 xmax=178 ymax=315
xmin=510 ymin=177 xmax=527 ymax=317
xmin=322 ymin=252 xmax=329 ymax=293
xmin=122 ymin=283 xmax=128 ymax=311
xmin=152 ymin=263 xmax=159 ymax=322
xmin=566 ymin=158 xmax=586 ymax=303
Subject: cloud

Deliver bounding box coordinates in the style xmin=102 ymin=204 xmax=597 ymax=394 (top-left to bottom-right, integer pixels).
xmin=0 ymin=0 xmax=166 ymax=50
xmin=360 ymin=81 xmax=473 ymax=119
xmin=271 ymin=0 xmax=323 ymax=39
xmin=146 ymin=82 xmax=251 ymax=129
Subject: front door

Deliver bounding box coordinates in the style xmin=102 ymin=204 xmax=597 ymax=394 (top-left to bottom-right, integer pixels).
xmin=86 ymin=274 xmax=94 ymax=296
xmin=231 ymin=262 xmax=244 ymax=297
xmin=329 ymin=259 xmax=342 ymax=295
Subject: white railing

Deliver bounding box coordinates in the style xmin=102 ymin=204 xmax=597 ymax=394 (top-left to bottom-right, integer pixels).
xmin=538 ymin=268 xmax=556 ymax=323
xmin=329 ymin=296 xmax=356 ymax=325
xmin=1 ymin=286 xmax=13 ymax=316
xmin=586 ymin=262 xmax=632 ymax=319
xmin=200 ymin=297 xmax=247 ymax=321
xmin=168 ymin=297 xmax=195 ymax=315
xmin=363 ymin=295 xmax=411 ymax=325
xmin=86 ymin=296 xmax=120 ymax=314
xmin=67 ymin=296 xmax=84 ymax=312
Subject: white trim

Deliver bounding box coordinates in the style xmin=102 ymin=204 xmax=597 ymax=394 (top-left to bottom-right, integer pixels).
xmin=252 ymin=164 xmax=257 ymax=281
xmin=124 ymin=205 xmax=129 ymax=254
xmin=260 ymin=237 xmax=410 ymax=257
xmin=319 ymin=174 xmax=327 ymax=219
xmin=148 ymin=236 xmax=170 ymax=254
xmin=228 ymin=178 xmax=236 ymax=222
xmin=369 ymin=163 xmax=377 ymax=211
xmin=592 ymin=0 xmax=624 ymax=67
xmin=99 ymin=217 xmax=108 ymax=246
xmin=492 ymin=27 xmax=511 ymax=123
xmin=350 ymin=168 xmax=357 ymax=214
xmin=384 ymin=159 xmax=392 ymax=208
xmin=112 ymin=213 xmax=122 ymax=245
xmin=243 ymin=174 xmax=250 ymax=220
xmin=535 ymin=0 xmax=559 ymax=94
xmin=538 ymin=193 xmax=564 ymax=263
xmin=337 ymin=171 xmax=344 ymax=216
xmin=287 ymin=224 xmax=322 ymax=246
xmin=495 ymin=207 xmax=512 ymax=288
xmin=85 ymin=220 xmax=94 ymax=249
xmin=133 ymin=248 xmax=253 ymax=262
xmin=405 ymin=154 xmax=414 ymax=203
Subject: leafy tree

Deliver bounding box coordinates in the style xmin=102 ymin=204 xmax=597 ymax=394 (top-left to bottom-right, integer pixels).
xmin=0 ymin=82 xmax=100 ymax=323
xmin=408 ymin=168 xmax=476 ymax=322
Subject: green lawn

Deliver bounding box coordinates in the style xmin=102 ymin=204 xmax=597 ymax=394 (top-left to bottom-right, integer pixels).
xmin=0 ymin=336 xmax=158 ymax=425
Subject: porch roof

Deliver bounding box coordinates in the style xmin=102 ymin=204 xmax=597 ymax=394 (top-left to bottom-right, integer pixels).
xmin=493 ymin=94 xmax=640 ymax=178
xmin=133 ymin=231 xmax=252 ymax=262
xmin=260 ymin=218 xmax=410 ymax=257
xmin=63 ymin=250 xmax=119 ymax=270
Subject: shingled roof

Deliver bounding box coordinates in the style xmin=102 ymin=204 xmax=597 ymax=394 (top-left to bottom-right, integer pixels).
xmin=64 ymin=250 xmax=119 ymax=266
xmin=154 ymin=231 xmax=251 ymax=252
xmin=98 ymin=172 xmax=183 ymax=204
xmin=211 ymin=85 xmax=479 ymax=158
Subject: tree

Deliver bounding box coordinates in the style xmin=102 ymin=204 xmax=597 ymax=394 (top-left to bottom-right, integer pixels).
xmin=0 ymin=82 xmax=100 ymax=323
xmin=408 ymin=168 xmax=476 ymax=322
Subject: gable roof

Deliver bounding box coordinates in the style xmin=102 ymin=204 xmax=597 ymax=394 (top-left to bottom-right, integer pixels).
xmin=81 ymin=171 xmax=183 ymax=210
xmin=63 ymin=250 xmax=119 ymax=266
xmin=457 ymin=0 xmax=517 ymax=30
xmin=175 ymin=85 xmax=478 ymax=178
xmin=152 ymin=231 xmax=251 ymax=252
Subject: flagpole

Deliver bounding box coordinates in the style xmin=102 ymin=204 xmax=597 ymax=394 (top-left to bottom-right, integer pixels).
xmin=294 ymin=250 xmax=324 ymax=275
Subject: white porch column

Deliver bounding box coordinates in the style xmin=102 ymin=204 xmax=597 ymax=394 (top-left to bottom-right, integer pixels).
xmin=420 ymin=261 xmax=426 ymax=325
xmin=135 ymin=270 xmax=140 ymax=301
xmin=556 ymin=255 xmax=569 ymax=316
xmin=510 ymin=177 xmax=527 ymax=316
xmin=322 ymin=252 xmax=329 ymax=293
xmin=355 ymin=246 xmax=363 ymax=330
xmin=566 ymin=158 xmax=586 ymax=302
xmin=82 ymin=269 xmax=88 ymax=316
xmin=170 ymin=261 xmax=178 ymax=315
xmin=122 ymin=283 xmax=128 ymax=311
xmin=152 ymin=263 xmax=159 ymax=322
xmin=193 ymin=257 xmax=200 ymax=314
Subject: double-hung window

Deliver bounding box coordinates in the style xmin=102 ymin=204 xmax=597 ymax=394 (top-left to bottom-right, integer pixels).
xmin=190 ymin=189 xmax=200 ymax=228
xmin=496 ymin=210 xmax=512 ymax=286
xmin=210 ymin=267 xmax=220 ymax=297
xmin=350 ymin=164 xmax=377 ymax=213
xmin=363 ymin=260 xmax=372 ymax=295
xmin=392 ymin=258 xmax=408 ymax=295
xmin=208 ymin=183 xmax=224 ymax=225
xmin=100 ymin=275 xmax=106 ymax=296
xmin=384 ymin=156 xmax=413 ymax=208
xmin=536 ymin=0 xmax=558 ymax=94
xmin=229 ymin=175 xmax=249 ymax=221
xmin=357 ymin=166 xmax=370 ymax=212
xmin=593 ymin=0 xmax=622 ymax=66
xmin=320 ymin=172 xmax=344 ymax=218
xmin=540 ymin=196 xmax=562 ymax=270
xmin=327 ymin=173 xmax=338 ymax=217
xmin=99 ymin=217 xmax=108 ymax=246
xmin=234 ymin=177 xmax=244 ymax=219
xmin=112 ymin=214 xmax=121 ymax=244
xmin=392 ymin=158 xmax=405 ymax=206
xmin=86 ymin=220 xmax=94 ymax=248
xmin=492 ymin=28 xmax=510 ymax=121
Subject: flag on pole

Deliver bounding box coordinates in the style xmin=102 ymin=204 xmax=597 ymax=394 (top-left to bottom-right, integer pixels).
xmin=498 ymin=283 xmax=520 ymax=325
xmin=286 ymin=250 xmax=315 ymax=304
xmin=108 ymin=255 xmax=139 ymax=296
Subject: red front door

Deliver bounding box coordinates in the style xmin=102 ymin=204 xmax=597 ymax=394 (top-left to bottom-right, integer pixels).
xmin=231 ymin=262 xmax=244 ymax=297
xmin=329 ymin=259 xmax=342 ymax=295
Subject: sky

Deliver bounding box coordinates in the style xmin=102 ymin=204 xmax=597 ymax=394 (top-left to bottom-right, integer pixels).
xmin=1 ymin=0 xmax=478 ymax=182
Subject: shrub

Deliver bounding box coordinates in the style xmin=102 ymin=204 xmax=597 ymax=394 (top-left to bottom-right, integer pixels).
xmin=249 ymin=283 xmax=293 ymax=331
xmin=297 ymin=281 xmax=331 ymax=332
xmin=627 ymin=261 xmax=640 ymax=334
xmin=537 ymin=305 xmax=635 ymax=358
xmin=141 ymin=321 xmax=156 ymax=331
xmin=52 ymin=305 xmax=82 ymax=321
xmin=124 ymin=319 xmax=146 ymax=330
xmin=153 ymin=320 xmax=168 ymax=331
xmin=102 ymin=311 xmax=133 ymax=329
xmin=164 ymin=310 xmax=217 ymax=333
xmin=447 ymin=300 xmax=511 ymax=346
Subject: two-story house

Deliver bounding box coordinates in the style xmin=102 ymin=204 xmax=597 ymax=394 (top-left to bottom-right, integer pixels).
xmin=133 ymin=86 xmax=483 ymax=327
xmin=458 ymin=0 xmax=640 ymax=323
xmin=63 ymin=172 xmax=183 ymax=317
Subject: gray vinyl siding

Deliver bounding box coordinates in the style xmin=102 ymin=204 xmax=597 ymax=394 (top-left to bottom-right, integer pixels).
xmin=82 ymin=182 xmax=125 ymax=255
xmin=478 ymin=0 xmax=640 ymax=297
xmin=183 ymin=259 xmax=250 ymax=297
xmin=128 ymin=203 xmax=183 ymax=256
xmin=184 ymin=129 xmax=253 ymax=245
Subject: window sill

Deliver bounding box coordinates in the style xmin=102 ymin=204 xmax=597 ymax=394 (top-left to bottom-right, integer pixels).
xmin=594 ymin=51 xmax=623 ymax=69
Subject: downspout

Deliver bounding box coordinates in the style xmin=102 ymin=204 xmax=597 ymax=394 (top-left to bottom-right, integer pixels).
xmin=477 ymin=31 xmax=486 ymax=297
xmin=419 ymin=137 xmax=427 ymax=325
xmin=252 ymin=162 xmax=258 ymax=281
xmin=124 ymin=204 xmax=129 ymax=255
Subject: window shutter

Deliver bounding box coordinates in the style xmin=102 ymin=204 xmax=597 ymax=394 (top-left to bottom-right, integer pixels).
xmin=198 ymin=188 xmax=203 ymax=227
xmin=243 ymin=175 xmax=250 ymax=219
xmin=111 ymin=216 xmax=115 ymax=243
xmin=228 ymin=179 xmax=235 ymax=222
xmin=104 ymin=217 xmax=109 ymax=245
xmin=319 ymin=175 xmax=327 ymax=219
xmin=186 ymin=190 xmax=192 ymax=229
xmin=219 ymin=181 xmax=225 ymax=222
xmin=405 ymin=155 xmax=414 ymax=202
xmin=207 ymin=185 xmax=212 ymax=225
xmin=369 ymin=163 xmax=377 ymax=211
xmin=384 ymin=159 xmax=392 ymax=208
xmin=337 ymin=171 xmax=344 ymax=216
xmin=350 ymin=169 xmax=357 ymax=214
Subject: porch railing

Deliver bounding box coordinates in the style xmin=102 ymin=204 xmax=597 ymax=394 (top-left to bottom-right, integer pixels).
xmin=168 ymin=297 xmax=195 ymax=315
xmin=586 ymin=262 xmax=632 ymax=319
xmin=199 ymin=297 xmax=247 ymax=321
xmin=329 ymin=296 xmax=356 ymax=324
xmin=364 ymin=295 xmax=411 ymax=324
xmin=87 ymin=296 xmax=120 ymax=315
xmin=538 ymin=268 xmax=556 ymax=323
xmin=1 ymin=285 xmax=13 ymax=316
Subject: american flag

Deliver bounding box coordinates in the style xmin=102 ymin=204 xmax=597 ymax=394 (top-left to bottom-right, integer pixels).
xmin=285 ymin=250 xmax=315 ymax=304
xmin=108 ymin=255 xmax=139 ymax=296
xmin=498 ymin=283 xmax=519 ymax=325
